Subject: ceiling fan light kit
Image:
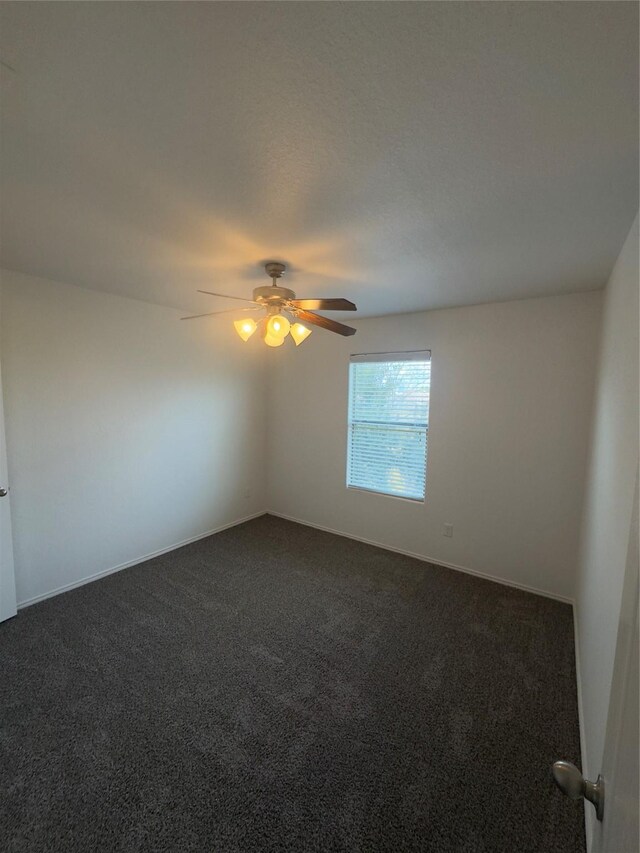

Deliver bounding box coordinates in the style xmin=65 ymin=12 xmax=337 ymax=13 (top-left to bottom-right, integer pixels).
xmin=266 ymin=313 xmax=291 ymax=339
xmin=290 ymin=322 xmax=312 ymax=346
xmin=264 ymin=332 xmax=285 ymax=348
xmin=182 ymin=262 xmax=357 ymax=346
xmin=233 ymin=317 xmax=258 ymax=342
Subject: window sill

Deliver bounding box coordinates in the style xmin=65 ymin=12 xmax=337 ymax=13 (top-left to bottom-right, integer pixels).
xmin=346 ymin=485 xmax=425 ymax=504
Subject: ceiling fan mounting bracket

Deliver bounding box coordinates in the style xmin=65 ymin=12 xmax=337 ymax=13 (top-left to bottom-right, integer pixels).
xmin=265 ymin=261 xmax=286 ymax=279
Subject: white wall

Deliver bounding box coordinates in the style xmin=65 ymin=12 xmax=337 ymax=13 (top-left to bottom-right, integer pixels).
xmin=574 ymin=214 xmax=639 ymax=842
xmin=267 ymin=291 xmax=601 ymax=601
xmin=0 ymin=269 xmax=267 ymax=605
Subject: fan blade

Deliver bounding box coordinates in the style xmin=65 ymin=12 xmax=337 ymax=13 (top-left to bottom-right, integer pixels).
xmin=197 ymin=290 xmax=260 ymax=305
xmin=181 ymin=307 xmax=260 ymax=320
xmin=292 ymin=309 xmax=356 ymax=336
xmin=290 ymin=298 xmax=357 ymax=311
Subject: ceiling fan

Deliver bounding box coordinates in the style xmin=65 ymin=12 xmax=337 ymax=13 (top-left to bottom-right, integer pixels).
xmin=181 ymin=262 xmax=357 ymax=347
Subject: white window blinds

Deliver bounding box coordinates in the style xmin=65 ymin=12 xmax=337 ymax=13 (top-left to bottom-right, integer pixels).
xmin=347 ymin=351 xmax=431 ymax=501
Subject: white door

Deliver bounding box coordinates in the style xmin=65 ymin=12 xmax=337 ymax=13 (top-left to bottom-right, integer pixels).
xmin=593 ymin=472 xmax=639 ymax=853
xmin=0 ymin=356 xmax=17 ymax=622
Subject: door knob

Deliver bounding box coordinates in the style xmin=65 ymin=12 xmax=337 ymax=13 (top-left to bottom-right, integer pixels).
xmin=0 ymin=488 xmax=7 ymax=497
xmin=552 ymin=760 xmax=604 ymax=821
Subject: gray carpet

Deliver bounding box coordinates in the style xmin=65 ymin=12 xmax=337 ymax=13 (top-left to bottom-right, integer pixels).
xmin=1 ymin=514 xmax=585 ymax=852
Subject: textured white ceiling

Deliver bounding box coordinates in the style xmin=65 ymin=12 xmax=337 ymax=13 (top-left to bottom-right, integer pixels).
xmin=0 ymin=2 xmax=637 ymax=317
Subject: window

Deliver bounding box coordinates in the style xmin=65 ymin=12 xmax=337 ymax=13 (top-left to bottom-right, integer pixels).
xmin=347 ymin=351 xmax=431 ymax=501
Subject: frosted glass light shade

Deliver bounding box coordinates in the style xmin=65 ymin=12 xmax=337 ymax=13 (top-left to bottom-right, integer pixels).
xmin=264 ymin=333 xmax=285 ymax=347
xmin=290 ymin=323 xmax=312 ymax=346
xmin=234 ymin=317 xmax=258 ymax=342
xmin=266 ymin=314 xmax=291 ymax=340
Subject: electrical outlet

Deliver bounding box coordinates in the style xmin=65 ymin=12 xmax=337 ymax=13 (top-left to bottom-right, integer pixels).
xmin=443 ymin=523 xmax=453 ymax=538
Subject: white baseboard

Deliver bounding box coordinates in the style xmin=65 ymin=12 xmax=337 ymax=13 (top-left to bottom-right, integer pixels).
xmin=17 ymin=510 xmax=268 ymax=609
xmin=266 ymin=509 xmax=574 ymax=605
xmin=19 ymin=505 xmax=574 ymax=606
xmin=18 ymin=507 xmax=573 ymax=609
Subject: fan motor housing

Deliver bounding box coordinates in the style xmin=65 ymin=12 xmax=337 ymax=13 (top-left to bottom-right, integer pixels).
xmin=253 ymin=285 xmax=296 ymax=305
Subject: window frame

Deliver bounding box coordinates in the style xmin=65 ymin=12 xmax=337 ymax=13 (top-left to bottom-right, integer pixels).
xmin=346 ymin=350 xmax=431 ymax=503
